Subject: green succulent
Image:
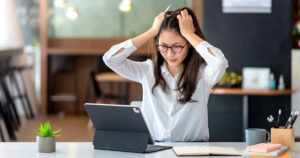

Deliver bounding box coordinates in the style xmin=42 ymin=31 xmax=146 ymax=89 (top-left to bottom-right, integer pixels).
xmin=218 ymin=71 xmax=242 ymax=87
xmin=35 ymin=122 xmax=61 ymax=137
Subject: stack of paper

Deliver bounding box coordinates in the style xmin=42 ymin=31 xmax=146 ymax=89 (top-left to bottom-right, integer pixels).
xmin=241 ymin=145 xmax=288 ymax=157
xmin=247 ymin=143 xmax=282 ymax=153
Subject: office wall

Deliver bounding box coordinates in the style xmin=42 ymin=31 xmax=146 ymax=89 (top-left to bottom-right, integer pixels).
xmin=203 ymin=0 xmax=292 ymax=141
xmin=13 ymin=0 xmax=39 ymax=46
xmin=49 ymin=0 xmax=186 ymax=38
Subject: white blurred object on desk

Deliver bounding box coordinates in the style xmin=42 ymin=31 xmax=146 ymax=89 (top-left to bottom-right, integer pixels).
xmin=292 ymin=49 xmax=300 ymax=138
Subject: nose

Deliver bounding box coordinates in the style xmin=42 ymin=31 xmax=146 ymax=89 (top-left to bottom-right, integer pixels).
xmin=166 ymin=48 xmax=175 ymax=57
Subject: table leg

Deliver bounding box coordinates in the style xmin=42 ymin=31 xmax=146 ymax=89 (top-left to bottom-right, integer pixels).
xmin=243 ymin=95 xmax=249 ymax=140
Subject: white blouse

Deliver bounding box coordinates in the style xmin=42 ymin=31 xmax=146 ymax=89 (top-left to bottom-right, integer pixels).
xmin=103 ymin=39 xmax=228 ymax=142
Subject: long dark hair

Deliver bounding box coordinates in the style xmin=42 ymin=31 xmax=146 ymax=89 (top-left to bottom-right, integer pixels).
xmin=151 ymin=7 xmax=206 ymax=104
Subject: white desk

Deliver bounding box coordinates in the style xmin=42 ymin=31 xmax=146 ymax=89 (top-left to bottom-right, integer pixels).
xmin=0 ymin=142 xmax=299 ymax=158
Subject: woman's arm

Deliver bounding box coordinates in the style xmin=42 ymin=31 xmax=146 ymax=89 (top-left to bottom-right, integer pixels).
xmin=177 ymin=9 xmax=228 ymax=86
xmin=113 ymin=12 xmax=165 ymax=56
xmin=177 ymin=9 xmax=214 ymax=56
xmin=103 ymin=12 xmax=165 ymax=83
xmin=132 ymin=12 xmax=165 ymax=48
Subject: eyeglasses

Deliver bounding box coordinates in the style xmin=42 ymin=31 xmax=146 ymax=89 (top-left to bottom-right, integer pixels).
xmin=156 ymin=43 xmax=187 ymax=54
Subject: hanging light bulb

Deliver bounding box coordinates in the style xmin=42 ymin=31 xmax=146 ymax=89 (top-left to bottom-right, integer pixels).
xmin=54 ymin=0 xmax=67 ymax=7
xmin=66 ymin=6 xmax=79 ymax=21
xmin=119 ymin=0 xmax=132 ymax=13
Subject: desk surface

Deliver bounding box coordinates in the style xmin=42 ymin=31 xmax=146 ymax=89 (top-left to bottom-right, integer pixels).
xmin=0 ymin=142 xmax=298 ymax=158
xmin=211 ymin=88 xmax=292 ymax=96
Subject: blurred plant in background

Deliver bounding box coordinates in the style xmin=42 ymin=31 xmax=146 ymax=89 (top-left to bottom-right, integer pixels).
xmin=292 ymin=11 xmax=300 ymax=48
xmin=218 ymin=71 xmax=242 ymax=88
xmin=31 ymin=38 xmax=40 ymax=47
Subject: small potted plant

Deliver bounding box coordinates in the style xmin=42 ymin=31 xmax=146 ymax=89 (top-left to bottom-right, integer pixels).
xmin=35 ymin=122 xmax=61 ymax=153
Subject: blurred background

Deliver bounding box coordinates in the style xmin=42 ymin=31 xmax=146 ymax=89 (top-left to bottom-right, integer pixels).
xmin=0 ymin=0 xmax=299 ymax=143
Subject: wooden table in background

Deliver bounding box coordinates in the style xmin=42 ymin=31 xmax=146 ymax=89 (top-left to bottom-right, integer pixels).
xmin=96 ymin=72 xmax=132 ymax=104
xmin=211 ymin=88 xmax=293 ymax=139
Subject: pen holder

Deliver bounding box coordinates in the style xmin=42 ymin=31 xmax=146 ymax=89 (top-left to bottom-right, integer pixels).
xmin=271 ymin=127 xmax=295 ymax=152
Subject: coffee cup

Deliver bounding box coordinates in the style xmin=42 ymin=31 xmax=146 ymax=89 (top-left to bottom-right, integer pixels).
xmin=245 ymin=128 xmax=270 ymax=146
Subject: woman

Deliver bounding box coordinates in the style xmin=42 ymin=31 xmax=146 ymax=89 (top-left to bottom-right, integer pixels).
xmin=103 ymin=7 xmax=228 ymax=142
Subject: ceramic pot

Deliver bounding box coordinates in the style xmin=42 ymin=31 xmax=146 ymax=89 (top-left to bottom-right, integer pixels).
xmin=37 ymin=136 xmax=56 ymax=153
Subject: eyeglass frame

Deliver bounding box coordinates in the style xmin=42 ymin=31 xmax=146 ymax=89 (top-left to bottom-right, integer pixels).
xmin=156 ymin=43 xmax=188 ymax=54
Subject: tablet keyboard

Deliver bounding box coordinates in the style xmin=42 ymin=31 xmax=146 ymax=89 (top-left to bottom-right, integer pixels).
xmin=144 ymin=144 xmax=172 ymax=153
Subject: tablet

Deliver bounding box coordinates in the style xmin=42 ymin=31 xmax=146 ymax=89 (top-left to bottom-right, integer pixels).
xmin=84 ymin=103 xmax=172 ymax=153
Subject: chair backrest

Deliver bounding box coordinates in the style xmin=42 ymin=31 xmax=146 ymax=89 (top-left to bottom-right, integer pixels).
xmin=89 ymin=71 xmax=103 ymax=99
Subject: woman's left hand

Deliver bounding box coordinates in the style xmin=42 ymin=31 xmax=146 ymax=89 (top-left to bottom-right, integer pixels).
xmin=177 ymin=9 xmax=195 ymax=38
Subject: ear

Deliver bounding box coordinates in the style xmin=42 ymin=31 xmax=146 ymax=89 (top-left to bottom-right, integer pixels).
xmin=188 ymin=43 xmax=192 ymax=48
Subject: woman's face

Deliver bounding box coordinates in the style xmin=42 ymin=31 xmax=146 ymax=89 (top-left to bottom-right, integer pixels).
xmin=158 ymin=30 xmax=189 ymax=68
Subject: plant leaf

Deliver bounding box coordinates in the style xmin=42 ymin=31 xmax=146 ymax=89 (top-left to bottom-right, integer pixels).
xmin=52 ymin=128 xmax=61 ymax=134
xmin=35 ymin=122 xmax=61 ymax=137
xmin=34 ymin=129 xmax=42 ymax=136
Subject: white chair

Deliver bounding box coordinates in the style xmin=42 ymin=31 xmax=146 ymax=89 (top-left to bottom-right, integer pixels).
xmin=130 ymin=101 xmax=142 ymax=108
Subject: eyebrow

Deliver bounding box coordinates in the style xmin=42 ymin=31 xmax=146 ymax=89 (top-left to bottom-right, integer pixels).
xmin=159 ymin=42 xmax=185 ymax=45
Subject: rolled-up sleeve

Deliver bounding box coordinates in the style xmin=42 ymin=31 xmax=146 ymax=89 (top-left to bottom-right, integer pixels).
xmin=103 ymin=39 xmax=151 ymax=83
xmin=196 ymin=41 xmax=229 ymax=87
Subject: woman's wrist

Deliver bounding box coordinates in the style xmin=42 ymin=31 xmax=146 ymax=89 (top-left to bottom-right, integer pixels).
xmin=132 ymin=29 xmax=157 ymax=48
xmin=182 ymin=32 xmax=195 ymax=40
xmin=148 ymin=28 xmax=158 ymax=38
xmin=183 ymin=32 xmax=205 ymax=48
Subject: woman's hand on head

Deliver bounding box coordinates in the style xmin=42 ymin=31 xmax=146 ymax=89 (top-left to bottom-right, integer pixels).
xmin=177 ymin=9 xmax=196 ymax=38
xmin=150 ymin=12 xmax=165 ymax=37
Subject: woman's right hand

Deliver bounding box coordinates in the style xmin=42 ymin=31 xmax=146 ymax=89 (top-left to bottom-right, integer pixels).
xmin=150 ymin=12 xmax=165 ymax=36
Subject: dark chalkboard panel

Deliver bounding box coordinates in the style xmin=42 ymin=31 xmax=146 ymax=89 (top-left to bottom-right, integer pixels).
xmin=203 ymin=0 xmax=292 ymax=141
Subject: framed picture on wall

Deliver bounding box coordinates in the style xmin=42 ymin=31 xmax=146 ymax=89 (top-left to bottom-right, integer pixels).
xmin=242 ymin=67 xmax=270 ymax=90
xmin=222 ymin=0 xmax=272 ymax=13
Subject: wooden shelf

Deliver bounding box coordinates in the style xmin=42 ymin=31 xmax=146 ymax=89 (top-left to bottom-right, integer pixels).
xmin=211 ymin=88 xmax=292 ymax=96
xmin=47 ymin=38 xmax=155 ymax=55
xmin=48 ymin=48 xmax=102 ymax=55
xmin=47 ymin=48 xmax=151 ymax=55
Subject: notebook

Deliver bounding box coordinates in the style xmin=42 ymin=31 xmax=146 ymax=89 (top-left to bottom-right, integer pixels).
xmin=247 ymin=143 xmax=282 ymax=153
xmin=241 ymin=146 xmax=288 ymax=157
xmin=251 ymin=151 xmax=292 ymax=158
xmin=173 ymin=146 xmax=241 ymax=156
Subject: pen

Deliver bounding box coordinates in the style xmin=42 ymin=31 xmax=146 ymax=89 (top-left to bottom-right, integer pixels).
xmin=277 ymin=109 xmax=281 ymax=125
xmin=267 ymin=117 xmax=275 ymax=128
xmin=270 ymin=115 xmax=279 ymax=128
xmin=267 ymin=117 xmax=273 ymax=127
xmin=289 ymin=111 xmax=299 ymax=128
xmin=285 ymin=110 xmax=295 ymax=128
xmin=267 ymin=116 xmax=279 ymax=128
xmin=164 ymin=4 xmax=171 ymax=12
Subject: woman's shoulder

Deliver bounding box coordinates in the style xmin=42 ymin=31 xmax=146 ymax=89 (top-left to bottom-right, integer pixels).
xmin=134 ymin=59 xmax=154 ymax=75
xmin=144 ymin=59 xmax=154 ymax=72
xmin=198 ymin=62 xmax=207 ymax=72
xmin=140 ymin=59 xmax=154 ymax=68
xmin=137 ymin=59 xmax=155 ymax=82
xmin=197 ymin=63 xmax=207 ymax=79
xmin=145 ymin=59 xmax=153 ymax=64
